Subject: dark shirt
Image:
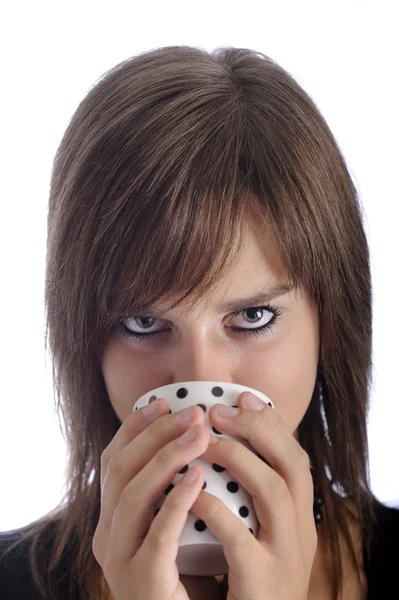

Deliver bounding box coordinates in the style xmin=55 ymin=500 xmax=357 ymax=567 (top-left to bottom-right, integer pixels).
xmin=362 ymin=499 xmax=399 ymax=598
xmin=1 ymin=499 xmax=398 ymax=599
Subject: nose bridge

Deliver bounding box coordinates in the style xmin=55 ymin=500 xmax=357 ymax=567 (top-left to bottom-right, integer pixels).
xmin=172 ymin=329 xmax=232 ymax=384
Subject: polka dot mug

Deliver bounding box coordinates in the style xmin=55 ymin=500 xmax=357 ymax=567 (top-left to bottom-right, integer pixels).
xmin=133 ymin=381 xmax=274 ymax=576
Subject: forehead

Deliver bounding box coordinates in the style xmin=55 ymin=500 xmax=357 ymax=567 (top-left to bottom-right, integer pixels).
xmin=149 ymin=224 xmax=290 ymax=315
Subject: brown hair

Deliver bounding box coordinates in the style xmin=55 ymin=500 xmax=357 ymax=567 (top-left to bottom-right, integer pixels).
xmin=1 ymin=45 xmax=375 ymax=599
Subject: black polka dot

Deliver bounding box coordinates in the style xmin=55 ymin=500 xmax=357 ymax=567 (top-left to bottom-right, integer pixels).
xmin=212 ymin=386 xmax=224 ymax=397
xmin=212 ymin=426 xmax=222 ymax=434
xmin=212 ymin=463 xmax=225 ymax=473
xmin=154 ymin=381 xmax=259 ymax=537
xmin=268 ymin=401 xmax=273 ymax=407
xmin=194 ymin=519 xmax=207 ymax=532
xmin=227 ymin=481 xmax=239 ymax=493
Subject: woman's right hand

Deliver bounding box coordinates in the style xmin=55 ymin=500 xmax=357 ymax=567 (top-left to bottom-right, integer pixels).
xmin=92 ymin=397 xmax=221 ymax=600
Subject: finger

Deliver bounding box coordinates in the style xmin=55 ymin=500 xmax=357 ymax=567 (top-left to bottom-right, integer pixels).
xmin=109 ymin=424 xmax=210 ymax=563
xmin=100 ymin=405 xmax=206 ymax=535
xmin=209 ymin=400 xmax=315 ymax=538
xmin=190 ymin=486 xmax=266 ymax=580
xmin=100 ymin=398 xmax=170 ymax=487
xmin=140 ymin=465 xmax=206 ymax=572
xmin=198 ymin=437 xmax=300 ymax=557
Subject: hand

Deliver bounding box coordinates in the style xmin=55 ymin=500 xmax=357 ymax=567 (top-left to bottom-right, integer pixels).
xmin=92 ymin=399 xmax=222 ymax=600
xmin=190 ymin=393 xmax=318 ymax=600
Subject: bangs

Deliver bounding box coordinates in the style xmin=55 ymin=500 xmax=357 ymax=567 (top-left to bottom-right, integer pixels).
xmin=92 ymin=181 xmax=300 ymax=340
xmin=89 ymin=148 xmax=306 ymax=337
xmin=62 ymin=48 xmax=334 ymax=341
xmin=94 ymin=184 xmax=291 ymax=331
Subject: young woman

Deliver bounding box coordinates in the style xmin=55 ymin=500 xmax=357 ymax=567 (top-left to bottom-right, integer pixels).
xmin=1 ymin=45 xmax=398 ymax=600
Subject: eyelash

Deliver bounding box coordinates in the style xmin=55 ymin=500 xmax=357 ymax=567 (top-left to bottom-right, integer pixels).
xmin=116 ymin=305 xmax=282 ymax=343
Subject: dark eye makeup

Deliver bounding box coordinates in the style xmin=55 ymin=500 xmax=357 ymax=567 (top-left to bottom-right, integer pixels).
xmin=116 ymin=305 xmax=282 ymax=343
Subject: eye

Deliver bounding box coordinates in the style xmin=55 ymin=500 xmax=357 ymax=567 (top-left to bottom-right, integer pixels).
xmin=117 ymin=305 xmax=281 ymax=343
xmin=228 ymin=306 xmax=274 ymax=330
xmin=122 ymin=315 xmax=165 ymax=335
xmin=227 ymin=305 xmax=281 ymax=338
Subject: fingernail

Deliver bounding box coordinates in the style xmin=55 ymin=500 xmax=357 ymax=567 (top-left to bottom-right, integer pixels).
xmin=176 ymin=428 xmax=198 ymax=444
xmin=142 ymin=399 xmax=163 ymax=416
xmin=175 ymin=406 xmax=196 ymax=423
xmin=181 ymin=468 xmax=199 ymax=485
xmin=243 ymin=393 xmax=265 ymax=411
xmin=208 ymin=434 xmax=220 ymax=445
xmin=214 ymin=405 xmax=240 ymax=418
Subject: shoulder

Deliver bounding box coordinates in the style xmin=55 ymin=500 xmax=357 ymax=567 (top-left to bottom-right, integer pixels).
xmin=0 ymin=519 xmax=71 ymax=600
xmin=365 ymin=498 xmax=399 ymax=597
xmin=0 ymin=519 xmax=84 ymax=600
xmin=370 ymin=497 xmax=399 ymax=550
xmin=0 ymin=523 xmax=39 ymax=600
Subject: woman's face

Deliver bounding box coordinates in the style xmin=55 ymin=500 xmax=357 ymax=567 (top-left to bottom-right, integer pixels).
xmin=100 ymin=225 xmax=320 ymax=437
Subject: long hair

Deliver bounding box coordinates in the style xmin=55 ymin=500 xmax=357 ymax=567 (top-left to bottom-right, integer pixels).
xmin=1 ymin=45 xmax=375 ymax=599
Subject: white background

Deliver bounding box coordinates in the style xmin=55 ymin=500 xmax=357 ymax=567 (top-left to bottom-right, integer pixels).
xmin=0 ymin=0 xmax=398 ymax=531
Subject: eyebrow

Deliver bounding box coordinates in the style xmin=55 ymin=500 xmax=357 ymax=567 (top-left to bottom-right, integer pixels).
xmin=215 ymin=283 xmax=294 ymax=314
xmin=129 ymin=282 xmax=295 ymax=317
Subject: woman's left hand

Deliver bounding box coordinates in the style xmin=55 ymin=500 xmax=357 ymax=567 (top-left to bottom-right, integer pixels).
xmin=191 ymin=392 xmax=318 ymax=600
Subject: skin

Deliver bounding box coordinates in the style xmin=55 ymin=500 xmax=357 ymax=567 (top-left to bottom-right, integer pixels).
xmin=100 ymin=224 xmax=365 ymax=599
xmin=101 ymin=224 xmax=319 ymax=436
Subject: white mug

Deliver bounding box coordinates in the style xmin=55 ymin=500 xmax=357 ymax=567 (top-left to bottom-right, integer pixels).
xmin=133 ymin=381 xmax=274 ymax=576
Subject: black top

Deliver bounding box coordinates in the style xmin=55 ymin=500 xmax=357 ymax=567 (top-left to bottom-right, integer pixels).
xmin=1 ymin=498 xmax=398 ymax=599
